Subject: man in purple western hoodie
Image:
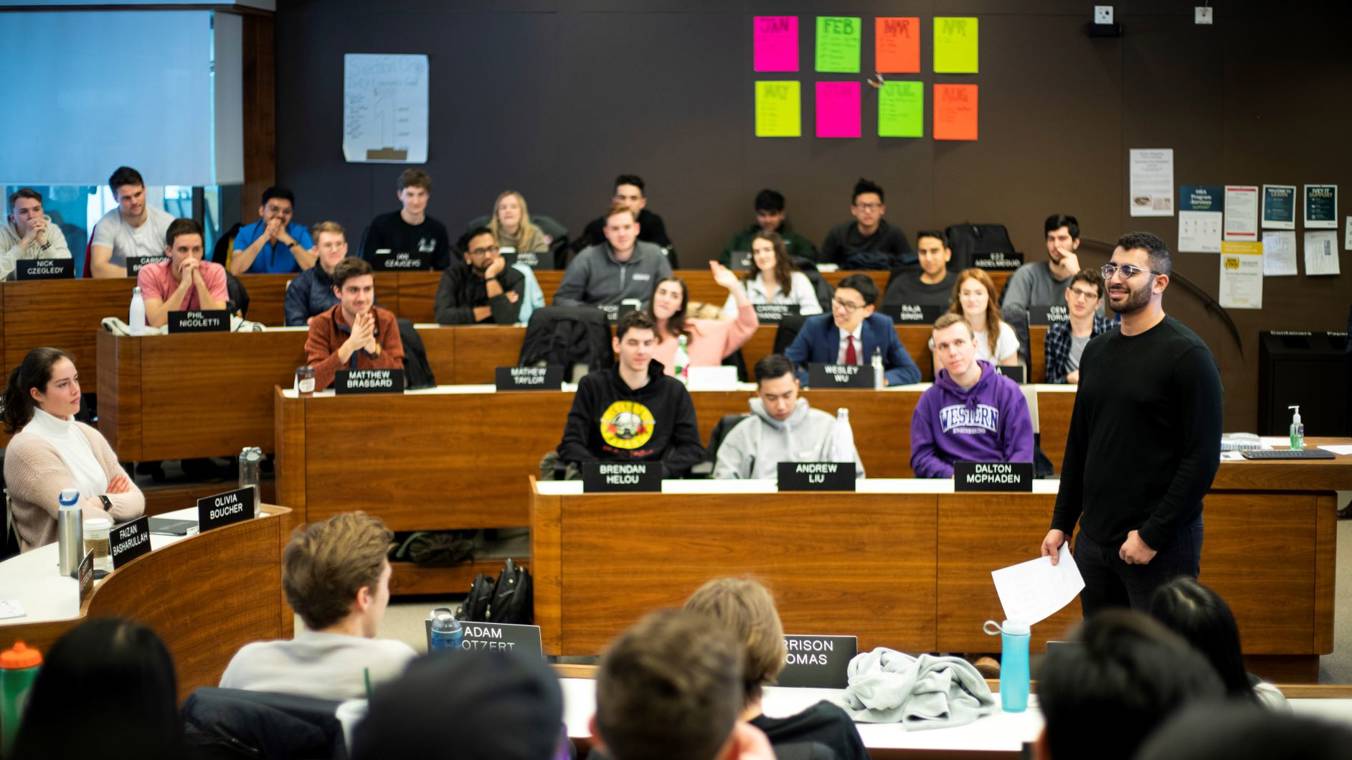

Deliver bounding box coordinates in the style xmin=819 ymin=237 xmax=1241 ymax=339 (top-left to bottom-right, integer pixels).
xmin=910 ymin=313 xmax=1034 ymax=477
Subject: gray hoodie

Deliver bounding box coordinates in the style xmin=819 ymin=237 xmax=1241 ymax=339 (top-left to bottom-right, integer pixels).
xmin=552 ymin=241 xmax=672 ymax=307
xmin=713 ymin=397 xmax=865 ymax=480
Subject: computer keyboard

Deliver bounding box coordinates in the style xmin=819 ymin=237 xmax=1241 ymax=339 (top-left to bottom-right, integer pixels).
xmin=1240 ymin=449 xmax=1336 ymax=460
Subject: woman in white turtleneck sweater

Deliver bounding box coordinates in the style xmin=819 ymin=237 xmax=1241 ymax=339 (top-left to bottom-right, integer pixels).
xmin=2 ymin=347 xmax=143 ymax=552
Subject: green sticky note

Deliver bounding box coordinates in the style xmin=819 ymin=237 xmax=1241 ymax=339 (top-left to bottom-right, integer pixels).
xmin=878 ymin=81 xmax=923 ymax=138
xmin=934 ymin=17 xmax=978 ymax=73
xmin=755 ymin=81 xmax=801 ymax=137
xmin=815 ymin=16 xmax=861 ymax=73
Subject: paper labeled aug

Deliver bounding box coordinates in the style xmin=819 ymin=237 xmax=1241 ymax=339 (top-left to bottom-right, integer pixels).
xmin=990 ymin=542 xmax=1084 ymax=627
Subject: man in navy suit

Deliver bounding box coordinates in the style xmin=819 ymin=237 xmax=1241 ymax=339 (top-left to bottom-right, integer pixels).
xmin=785 ymin=273 xmax=922 ymax=386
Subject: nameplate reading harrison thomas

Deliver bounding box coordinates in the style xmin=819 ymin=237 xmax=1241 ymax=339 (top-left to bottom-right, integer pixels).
xmin=197 ymin=486 xmax=254 ymax=532
xmin=582 ymin=462 xmax=661 ymax=492
xmin=776 ymin=634 xmax=859 ymax=688
xmin=777 ymin=462 xmax=856 ymax=491
xmin=953 ymin=461 xmax=1034 ymax=492
xmin=167 ymin=309 xmax=229 ymax=333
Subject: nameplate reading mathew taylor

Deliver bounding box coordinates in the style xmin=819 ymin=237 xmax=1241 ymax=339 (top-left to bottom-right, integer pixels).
xmin=808 ymin=363 xmax=874 ymax=389
xmin=167 ymin=309 xmax=230 ymax=333
xmin=110 ymin=516 xmax=152 ymax=569
xmin=777 ymin=634 xmax=858 ymax=688
xmin=495 ymin=365 xmax=563 ymax=391
xmin=197 ymin=487 xmax=255 ymax=532
xmin=582 ymin=462 xmax=661 ymax=492
xmin=777 ymin=462 xmax=856 ymax=491
xmin=953 ymin=461 xmax=1034 ymax=492
xmin=334 ymin=369 xmax=404 ymax=394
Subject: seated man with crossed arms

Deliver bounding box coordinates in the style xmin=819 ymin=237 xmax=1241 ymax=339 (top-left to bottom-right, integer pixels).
xmin=784 ymin=273 xmax=921 ymax=386
xmin=304 ymin=257 xmax=404 ymax=391
xmin=910 ymin=313 xmax=1033 ymax=478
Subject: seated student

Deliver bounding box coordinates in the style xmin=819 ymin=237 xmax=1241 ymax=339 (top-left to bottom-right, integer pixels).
xmin=784 ymin=273 xmax=921 ymax=386
xmin=220 ymin=512 xmax=417 ymax=701
xmin=284 ymin=220 xmax=352 ymax=326
xmin=577 ymin=173 xmax=673 ymax=252
xmin=434 ymin=226 xmax=524 ymax=325
xmin=593 ymin=609 xmax=777 ymax=760
xmin=650 ymin=264 xmax=757 ymax=375
xmin=684 ymin=577 xmax=868 ymax=760
xmin=303 ymin=257 xmax=404 ymax=391
xmin=556 ymin=310 xmax=705 ymax=477
xmin=14 ymin=618 xmax=182 ymax=760
xmin=722 ymin=231 xmax=822 ymax=317
xmin=1035 ymin=610 xmax=1225 ymax=760
xmin=136 ymin=218 xmax=228 ymax=327
xmin=881 ymin=230 xmax=956 ymax=310
xmin=229 ymin=186 xmax=316 ymax=274
xmin=819 ymin=178 xmax=913 ymax=271
xmin=360 ymin=168 xmax=451 ymax=271
xmin=714 ymin=354 xmax=864 ymax=479
xmin=1045 ymin=269 xmax=1115 ymax=384
xmin=910 ymin=314 xmax=1033 ymax=478
xmin=2 ymin=188 xmax=72 ymax=280
xmin=1137 ymin=703 xmax=1352 ymax=760
xmin=553 ymin=203 xmax=672 ymax=308
xmin=351 ymin=649 xmax=566 ymax=760
xmin=1001 ymin=213 xmax=1084 ymax=327
xmin=719 ymin=188 xmax=817 ymax=266
xmin=489 ymin=190 xmax=550 ymax=255
xmin=90 ymin=165 xmax=175 ymax=278
xmin=1148 ymin=577 xmax=1287 ymax=709
xmin=2 ymin=347 xmax=144 ymax=551
xmin=946 ymin=268 xmax=1019 ymax=365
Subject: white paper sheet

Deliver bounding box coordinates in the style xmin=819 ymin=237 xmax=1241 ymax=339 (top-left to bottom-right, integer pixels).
xmin=1262 ymin=230 xmax=1298 ymax=276
xmin=1304 ymin=230 xmax=1341 ymax=276
xmin=1129 ymin=149 xmax=1174 ymax=217
xmin=1345 ymin=217 xmax=1352 ymax=250
xmin=1178 ymin=210 xmax=1222 ymax=253
xmin=0 ymin=600 xmax=25 ymax=619
xmin=1223 ymin=185 xmax=1260 ymax=241
xmin=1319 ymin=445 xmax=1352 ymax=456
xmin=343 ymin=54 xmax=429 ymax=164
xmin=990 ymin=543 xmax=1084 ymax=627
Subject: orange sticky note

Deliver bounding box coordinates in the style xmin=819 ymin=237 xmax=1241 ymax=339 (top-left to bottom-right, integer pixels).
xmin=875 ymin=17 xmax=920 ymax=73
xmin=934 ymin=84 xmax=978 ymax=141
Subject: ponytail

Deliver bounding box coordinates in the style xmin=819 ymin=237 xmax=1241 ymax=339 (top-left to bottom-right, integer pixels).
xmin=2 ymin=347 xmax=73 ymax=433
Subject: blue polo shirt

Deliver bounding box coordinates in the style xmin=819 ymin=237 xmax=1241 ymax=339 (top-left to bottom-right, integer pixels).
xmin=232 ymin=219 xmax=314 ymax=274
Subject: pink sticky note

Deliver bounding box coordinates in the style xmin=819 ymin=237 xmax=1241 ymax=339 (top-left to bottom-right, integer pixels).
xmin=815 ymin=81 xmax=861 ymax=138
xmin=754 ymin=16 xmax=799 ymax=72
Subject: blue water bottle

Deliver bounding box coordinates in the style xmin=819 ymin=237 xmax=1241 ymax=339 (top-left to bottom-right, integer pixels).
xmin=430 ymin=608 xmax=463 ymax=652
xmin=984 ymin=619 xmax=1030 ymax=712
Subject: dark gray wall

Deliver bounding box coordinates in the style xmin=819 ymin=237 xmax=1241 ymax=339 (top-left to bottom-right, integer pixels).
xmin=275 ymin=0 xmax=1351 ymax=430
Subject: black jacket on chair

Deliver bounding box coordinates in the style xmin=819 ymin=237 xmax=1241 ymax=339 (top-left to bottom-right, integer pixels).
xmin=518 ymin=305 xmax=613 ymax=374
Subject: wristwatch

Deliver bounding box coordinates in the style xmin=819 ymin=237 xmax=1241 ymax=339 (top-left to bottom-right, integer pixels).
xmin=98 ymin=495 xmax=113 ymax=511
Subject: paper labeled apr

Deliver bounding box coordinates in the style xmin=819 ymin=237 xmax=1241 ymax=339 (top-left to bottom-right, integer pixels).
xmin=990 ymin=542 xmax=1085 ymax=627
xmin=934 ymin=17 xmax=978 ymax=73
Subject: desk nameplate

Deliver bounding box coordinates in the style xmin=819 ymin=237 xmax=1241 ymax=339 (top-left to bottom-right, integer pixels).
xmin=198 ymin=487 xmax=255 ymax=532
xmin=778 ymin=462 xmax=856 ymax=491
xmin=778 ymin=634 xmax=858 ymax=688
xmin=168 ymin=309 xmax=230 ymax=333
xmin=110 ymin=517 xmax=152 ymax=569
xmin=954 ymin=462 xmax=1034 ymax=492
xmin=582 ymin=462 xmax=661 ymax=492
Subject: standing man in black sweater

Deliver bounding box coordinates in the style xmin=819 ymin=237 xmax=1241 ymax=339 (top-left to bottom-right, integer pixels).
xmin=1042 ymin=231 xmax=1222 ymax=616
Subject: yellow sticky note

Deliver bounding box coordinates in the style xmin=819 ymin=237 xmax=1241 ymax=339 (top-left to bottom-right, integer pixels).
xmin=934 ymin=17 xmax=978 ymax=73
xmin=755 ymin=81 xmax=801 ymax=137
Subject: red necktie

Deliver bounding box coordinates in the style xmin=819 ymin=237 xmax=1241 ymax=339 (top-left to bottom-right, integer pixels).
xmin=845 ymin=335 xmax=857 ymax=365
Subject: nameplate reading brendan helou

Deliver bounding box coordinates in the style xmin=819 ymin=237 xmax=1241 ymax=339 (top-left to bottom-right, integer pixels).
xmin=334 ymin=368 xmax=404 ymax=394
xmin=752 ymin=303 xmax=801 ymax=323
xmin=168 ymin=309 xmax=230 ymax=333
xmin=808 ymin=363 xmax=873 ymax=388
xmin=954 ymin=462 xmax=1034 ymax=492
xmin=372 ymin=250 xmax=428 ymax=271
xmin=582 ymin=462 xmax=661 ymax=492
xmin=198 ymin=486 xmax=255 ymax=532
xmin=495 ymin=365 xmax=563 ymax=391
xmin=777 ymin=634 xmax=858 ymax=688
xmin=778 ymin=462 xmax=856 ymax=491
xmin=14 ymin=258 xmax=74 ymax=280
xmin=110 ymin=516 xmax=152 ymax=569
xmin=125 ymin=255 xmax=167 ymax=276
xmin=888 ymin=303 xmax=945 ymax=324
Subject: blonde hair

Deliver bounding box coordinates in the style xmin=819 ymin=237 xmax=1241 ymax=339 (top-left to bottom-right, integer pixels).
xmin=310 ymin=220 xmax=345 ymax=240
xmin=949 ymin=268 xmax=1003 ymax=356
xmin=684 ymin=577 xmax=787 ymax=706
xmin=282 ymin=512 xmax=392 ymax=630
xmin=489 ymin=190 xmax=545 ymax=252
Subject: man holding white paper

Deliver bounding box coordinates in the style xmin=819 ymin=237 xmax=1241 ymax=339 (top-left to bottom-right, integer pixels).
xmin=1040 ymin=232 xmax=1222 ymax=617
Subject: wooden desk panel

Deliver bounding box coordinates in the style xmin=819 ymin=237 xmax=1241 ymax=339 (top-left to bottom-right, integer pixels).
xmin=1035 ymin=390 xmax=1075 ymax=471
xmin=393 ymin=271 xmax=439 ymax=322
xmin=2 ymin=278 xmax=132 ymax=376
xmin=236 ymin=273 xmax=291 ymax=326
xmin=450 ymin=325 xmax=524 ymax=384
xmin=418 ymin=327 xmax=456 ymax=387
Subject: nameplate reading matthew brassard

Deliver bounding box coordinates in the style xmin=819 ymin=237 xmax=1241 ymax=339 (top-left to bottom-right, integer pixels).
xmin=495 ymin=365 xmax=563 ymax=391
xmin=953 ymin=461 xmax=1034 ymax=492
xmin=777 ymin=462 xmax=856 ymax=491
xmin=582 ymin=462 xmax=662 ymax=492
xmin=167 ymin=309 xmax=230 ymax=333
xmin=334 ymin=369 xmax=405 ymax=395
xmin=197 ymin=486 xmax=255 ymax=532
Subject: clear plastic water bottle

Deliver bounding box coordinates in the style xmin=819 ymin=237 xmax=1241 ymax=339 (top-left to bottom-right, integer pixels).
xmin=871 ymin=348 xmax=884 ymax=388
xmin=830 ymin=408 xmax=857 ymax=463
xmin=673 ymin=335 xmax=690 ymax=385
xmin=984 ymin=619 xmax=1030 ymax=712
xmin=57 ymin=489 xmax=82 ymax=577
xmin=430 ymin=608 xmax=463 ymax=652
xmin=128 ymin=286 xmax=146 ymax=336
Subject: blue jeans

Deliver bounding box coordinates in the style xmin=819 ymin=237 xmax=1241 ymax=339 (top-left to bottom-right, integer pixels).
xmin=1074 ymin=516 xmax=1203 ymax=618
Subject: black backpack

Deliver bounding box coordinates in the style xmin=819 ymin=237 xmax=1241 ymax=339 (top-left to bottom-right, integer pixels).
xmin=456 ymin=558 xmax=533 ymax=625
xmin=944 ymin=223 xmax=1016 ymax=272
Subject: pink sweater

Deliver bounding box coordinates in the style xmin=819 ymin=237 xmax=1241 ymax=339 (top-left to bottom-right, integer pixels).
xmin=653 ymin=303 xmax=759 ymax=375
xmin=3 ymin=422 xmax=144 ymax=552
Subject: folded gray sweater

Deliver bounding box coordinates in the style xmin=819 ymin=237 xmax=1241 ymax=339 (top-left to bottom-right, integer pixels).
xmin=836 ymin=648 xmax=997 ymax=729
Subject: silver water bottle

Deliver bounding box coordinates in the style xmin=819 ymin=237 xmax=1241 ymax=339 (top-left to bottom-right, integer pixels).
xmin=57 ymin=489 xmax=82 ymax=577
xmin=239 ymin=447 xmax=263 ymax=516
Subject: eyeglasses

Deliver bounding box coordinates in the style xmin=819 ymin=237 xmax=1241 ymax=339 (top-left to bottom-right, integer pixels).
xmin=1100 ymin=263 xmax=1159 ymax=280
xmin=853 ymin=202 xmax=882 ymax=211
xmin=832 ymin=297 xmax=867 ymax=313
xmin=1067 ymin=287 xmax=1100 ymax=301
xmin=468 ymin=244 xmax=500 ymax=256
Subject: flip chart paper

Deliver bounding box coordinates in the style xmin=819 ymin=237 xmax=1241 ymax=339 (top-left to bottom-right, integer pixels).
xmin=754 ymin=16 xmax=799 ymax=72
xmin=875 ymin=17 xmax=920 ymax=73
xmin=815 ymin=81 xmax=861 ymax=138
xmin=934 ymin=17 xmax=978 ymax=73
xmin=815 ymin=16 xmax=861 ymax=73
xmin=933 ymin=84 xmax=977 ymax=141
xmin=990 ymin=543 xmax=1084 ymax=627
xmin=755 ymin=81 xmax=801 ymax=137
xmin=878 ymin=80 xmax=923 ymax=138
